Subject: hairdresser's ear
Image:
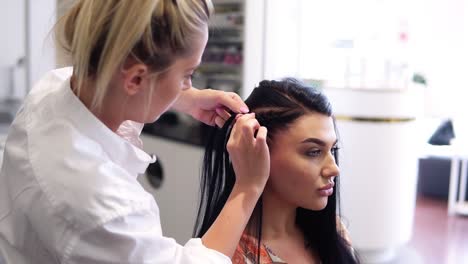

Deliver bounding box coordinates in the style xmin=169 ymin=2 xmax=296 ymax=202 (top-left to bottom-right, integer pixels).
xmin=121 ymin=63 xmax=149 ymax=96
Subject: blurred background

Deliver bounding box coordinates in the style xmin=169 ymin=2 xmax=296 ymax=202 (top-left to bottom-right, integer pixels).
xmin=0 ymin=0 xmax=467 ymax=263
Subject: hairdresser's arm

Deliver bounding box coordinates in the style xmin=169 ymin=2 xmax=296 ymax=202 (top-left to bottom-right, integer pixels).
xmin=201 ymin=113 xmax=270 ymax=257
xmin=172 ymin=87 xmax=249 ymax=127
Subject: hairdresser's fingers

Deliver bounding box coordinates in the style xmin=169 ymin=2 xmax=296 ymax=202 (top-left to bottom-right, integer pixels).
xmin=214 ymin=115 xmax=225 ymax=128
xmin=241 ymin=118 xmax=260 ymax=141
xmin=255 ymin=126 xmax=268 ymax=142
xmin=228 ymin=113 xmax=254 ymax=142
xmin=254 ymin=125 xmax=270 ymax=187
xmin=227 ymin=117 xmax=270 ymax=192
xmin=215 ymin=107 xmax=231 ymax=120
xmin=217 ymin=91 xmax=249 ymax=114
xmin=234 ymin=113 xmax=257 ymax=138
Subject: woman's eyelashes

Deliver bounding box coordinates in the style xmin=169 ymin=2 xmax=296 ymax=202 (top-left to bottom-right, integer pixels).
xmin=184 ymin=73 xmax=193 ymax=80
xmin=331 ymin=146 xmax=340 ymax=156
xmin=185 ymin=69 xmax=197 ymax=80
xmin=305 ymin=145 xmax=340 ymax=158
xmin=182 ymin=72 xmax=195 ymax=89
xmin=306 ymin=149 xmax=322 ymax=157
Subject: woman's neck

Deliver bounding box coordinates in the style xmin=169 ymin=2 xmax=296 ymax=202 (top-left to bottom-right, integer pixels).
xmin=260 ymin=186 xmax=302 ymax=241
xmin=70 ymin=76 xmax=124 ymax=132
xmin=257 ymin=186 xmax=320 ymax=263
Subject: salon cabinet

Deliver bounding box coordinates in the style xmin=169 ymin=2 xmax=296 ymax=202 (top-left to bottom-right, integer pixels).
xmin=139 ymin=134 xmax=205 ymax=244
xmin=324 ymin=86 xmax=424 ymax=263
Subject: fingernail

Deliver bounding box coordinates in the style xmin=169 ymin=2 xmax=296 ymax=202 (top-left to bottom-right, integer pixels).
xmin=240 ymin=107 xmax=249 ymax=113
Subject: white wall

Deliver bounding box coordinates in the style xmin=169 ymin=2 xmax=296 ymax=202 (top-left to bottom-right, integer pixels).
xmin=26 ymin=0 xmax=57 ymax=91
xmin=263 ymin=0 xmax=301 ymax=80
xmin=0 ymin=0 xmax=56 ymax=99
xmin=298 ymin=0 xmax=414 ymax=87
xmin=242 ymin=0 xmax=266 ymax=98
xmin=0 ymin=0 xmax=26 ymax=99
xmin=410 ymin=0 xmax=467 ymax=118
xmin=294 ymin=0 xmax=467 ymax=118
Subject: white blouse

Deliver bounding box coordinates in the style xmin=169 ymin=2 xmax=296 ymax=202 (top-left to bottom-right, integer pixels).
xmin=0 ymin=68 xmax=230 ymax=264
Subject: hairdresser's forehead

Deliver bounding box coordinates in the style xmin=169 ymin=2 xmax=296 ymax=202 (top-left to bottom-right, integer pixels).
xmin=171 ymin=27 xmax=208 ymax=69
xmin=277 ymin=113 xmax=336 ymax=145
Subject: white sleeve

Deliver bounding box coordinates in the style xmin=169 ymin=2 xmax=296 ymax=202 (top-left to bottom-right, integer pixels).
xmin=63 ymin=210 xmax=231 ymax=264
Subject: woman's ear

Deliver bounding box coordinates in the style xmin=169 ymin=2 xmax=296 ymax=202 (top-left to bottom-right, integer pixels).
xmin=121 ymin=63 xmax=150 ymax=96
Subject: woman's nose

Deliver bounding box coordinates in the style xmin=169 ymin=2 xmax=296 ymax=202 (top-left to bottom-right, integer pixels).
xmin=322 ymin=153 xmax=340 ymax=178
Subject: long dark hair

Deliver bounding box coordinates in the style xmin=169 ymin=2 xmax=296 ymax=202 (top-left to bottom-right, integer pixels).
xmin=194 ymin=78 xmax=359 ymax=263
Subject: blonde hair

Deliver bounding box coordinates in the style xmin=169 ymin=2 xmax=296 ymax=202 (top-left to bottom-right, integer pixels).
xmin=56 ymin=0 xmax=213 ymax=110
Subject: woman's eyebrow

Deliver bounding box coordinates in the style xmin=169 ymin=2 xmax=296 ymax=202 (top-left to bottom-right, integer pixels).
xmin=301 ymin=138 xmax=338 ymax=146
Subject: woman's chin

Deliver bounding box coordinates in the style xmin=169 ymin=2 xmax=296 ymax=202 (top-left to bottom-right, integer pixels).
xmin=301 ymin=198 xmax=328 ymax=211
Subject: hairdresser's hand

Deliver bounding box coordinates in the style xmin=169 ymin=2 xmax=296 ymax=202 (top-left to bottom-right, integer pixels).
xmin=172 ymin=87 xmax=249 ymax=127
xmin=227 ymin=113 xmax=270 ymax=193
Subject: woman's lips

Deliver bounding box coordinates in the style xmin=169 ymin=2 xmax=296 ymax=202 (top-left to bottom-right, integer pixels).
xmin=318 ymin=183 xmax=335 ymax=196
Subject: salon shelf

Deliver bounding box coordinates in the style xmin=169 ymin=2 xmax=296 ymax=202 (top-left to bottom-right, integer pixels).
xmin=210 ymin=25 xmax=243 ymax=32
xmin=198 ymin=63 xmax=242 ymax=72
xmin=208 ymin=38 xmax=244 ymax=44
xmin=213 ymin=0 xmax=243 ymax=4
xmin=204 ymin=73 xmax=242 ymax=82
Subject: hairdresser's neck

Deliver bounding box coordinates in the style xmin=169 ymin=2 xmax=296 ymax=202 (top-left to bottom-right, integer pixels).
xmin=71 ymin=76 xmax=125 ymax=132
xmin=261 ymin=186 xmax=301 ymax=241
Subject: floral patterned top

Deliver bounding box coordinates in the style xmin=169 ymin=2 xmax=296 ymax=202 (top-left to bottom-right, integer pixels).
xmin=232 ymin=220 xmax=352 ymax=264
xmin=232 ymin=233 xmax=286 ymax=264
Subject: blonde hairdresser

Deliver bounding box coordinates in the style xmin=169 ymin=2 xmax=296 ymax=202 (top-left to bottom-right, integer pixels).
xmin=0 ymin=1 xmax=269 ymax=263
